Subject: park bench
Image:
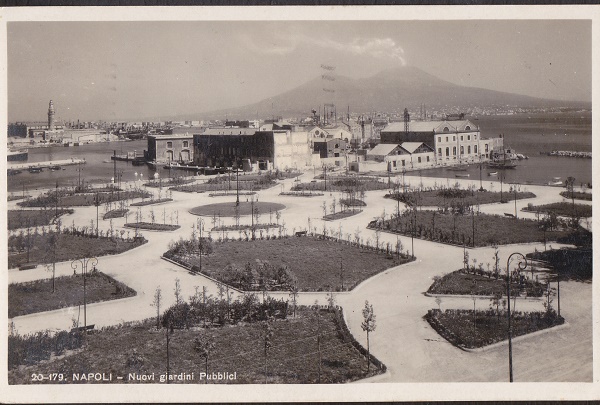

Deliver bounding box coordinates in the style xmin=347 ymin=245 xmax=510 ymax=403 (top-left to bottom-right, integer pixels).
xmin=70 ymin=324 xmax=95 ymax=334
xmin=18 ymin=263 xmax=38 ymax=271
xmin=295 ymin=231 xmax=307 ymax=237
xmin=504 ymin=213 xmax=515 ymax=218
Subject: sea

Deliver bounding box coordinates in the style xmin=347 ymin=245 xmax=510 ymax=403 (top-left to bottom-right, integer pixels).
xmin=6 ymin=111 xmax=592 ymax=194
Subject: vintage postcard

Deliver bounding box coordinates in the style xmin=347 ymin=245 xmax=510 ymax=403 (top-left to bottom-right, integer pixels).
xmin=1 ymin=5 xmax=598 ymax=402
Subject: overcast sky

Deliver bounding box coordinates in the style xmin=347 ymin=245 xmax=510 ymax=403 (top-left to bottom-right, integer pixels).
xmin=7 ymin=20 xmax=591 ymax=122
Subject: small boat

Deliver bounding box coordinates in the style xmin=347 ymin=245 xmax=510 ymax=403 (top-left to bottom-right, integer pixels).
xmin=455 ymin=173 xmax=470 ymax=178
xmin=488 ymin=172 xmax=498 ymax=176
xmin=28 ymin=167 xmax=43 ymax=173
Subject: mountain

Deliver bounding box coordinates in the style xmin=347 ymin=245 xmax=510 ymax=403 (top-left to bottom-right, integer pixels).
xmin=183 ymin=66 xmax=591 ymax=121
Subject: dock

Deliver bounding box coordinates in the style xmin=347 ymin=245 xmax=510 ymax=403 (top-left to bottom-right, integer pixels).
xmin=7 ymin=158 xmax=86 ymax=170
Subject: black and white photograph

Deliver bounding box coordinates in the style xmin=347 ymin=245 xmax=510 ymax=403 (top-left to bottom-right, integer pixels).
xmin=1 ymin=6 xmax=597 ymax=402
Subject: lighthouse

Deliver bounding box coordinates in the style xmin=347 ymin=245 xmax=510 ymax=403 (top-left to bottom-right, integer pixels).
xmin=48 ymin=100 xmax=55 ymax=131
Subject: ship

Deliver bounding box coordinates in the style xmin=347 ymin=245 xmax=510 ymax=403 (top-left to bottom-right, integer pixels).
xmin=7 ymin=149 xmax=28 ymax=162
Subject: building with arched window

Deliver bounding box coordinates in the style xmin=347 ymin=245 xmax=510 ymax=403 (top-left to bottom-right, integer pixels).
xmin=380 ymin=117 xmax=502 ymax=167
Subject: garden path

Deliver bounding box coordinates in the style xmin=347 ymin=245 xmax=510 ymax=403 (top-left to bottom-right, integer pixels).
xmin=8 ymin=170 xmax=592 ymax=383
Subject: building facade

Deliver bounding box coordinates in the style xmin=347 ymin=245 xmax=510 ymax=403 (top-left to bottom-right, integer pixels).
xmin=193 ymin=128 xmax=314 ymax=171
xmin=380 ymin=119 xmax=501 ymax=166
xmin=146 ymin=134 xmax=194 ymax=164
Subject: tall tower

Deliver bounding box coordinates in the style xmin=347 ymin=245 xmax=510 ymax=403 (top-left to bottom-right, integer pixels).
xmin=48 ymin=100 xmax=55 ymax=130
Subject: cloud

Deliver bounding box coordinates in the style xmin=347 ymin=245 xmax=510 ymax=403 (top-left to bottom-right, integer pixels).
xmin=240 ymin=32 xmax=406 ymax=65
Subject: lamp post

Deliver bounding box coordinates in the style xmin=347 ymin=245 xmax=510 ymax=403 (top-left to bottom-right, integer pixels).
xmin=236 ymin=163 xmax=240 ymax=206
xmin=94 ymin=192 xmax=101 ymax=237
xmin=506 ymin=252 xmax=528 ymax=382
xmin=198 ymin=219 xmax=204 ymax=272
xmin=71 ymin=257 xmax=98 ymax=329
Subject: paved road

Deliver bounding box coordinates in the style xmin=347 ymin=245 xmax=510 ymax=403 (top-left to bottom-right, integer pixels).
xmin=8 ymin=170 xmax=593 ymax=382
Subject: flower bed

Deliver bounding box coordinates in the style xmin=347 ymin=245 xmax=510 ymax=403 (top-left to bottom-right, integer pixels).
xmin=323 ymin=210 xmax=363 ymax=221
xmin=427 ymin=269 xmax=544 ymax=297
xmin=522 ymin=202 xmax=592 ymax=218
xmin=124 ymin=222 xmax=180 ymax=231
xmin=163 ymin=235 xmax=414 ymax=292
xmin=8 ymin=208 xmax=74 ymax=230
xmin=103 ymin=209 xmax=129 ymax=220
xmin=9 ymin=271 xmax=136 ymax=318
xmin=425 ymin=308 xmax=564 ymax=349
xmin=130 ymin=198 xmax=173 ymax=207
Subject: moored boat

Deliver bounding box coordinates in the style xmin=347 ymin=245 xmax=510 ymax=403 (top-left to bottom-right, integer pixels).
xmin=7 ymin=149 xmax=28 ymax=162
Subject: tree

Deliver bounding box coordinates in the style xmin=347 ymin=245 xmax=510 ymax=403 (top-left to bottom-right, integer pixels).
xmin=435 ymin=296 xmax=442 ymax=311
xmin=361 ymin=300 xmax=377 ymax=372
xmin=194 ymin=332 xmax=215 ymax=382
xmin=152 ymin=286 xmax=163 ymax=329
xmin=288 ymin=276 xmax=299 ymax=318
xmin=174 ymin=278 xmax=182 ymax=305
xmin=263 ymin=315 xmax=274 ymax=384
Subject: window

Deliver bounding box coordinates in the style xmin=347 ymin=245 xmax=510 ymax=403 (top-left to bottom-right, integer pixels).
xmin=445 ymin=136 xmax=448 ymax=142
xmin=418 ymin=157 xmax=422 ymax=163
xmin=465 ymin=126 xmax=471 ymax=130
xmin=453 ymin=146 xmax=457 ymax=155
xmin=393 ymin=160 xmax=397 ymax=167
xmin=183 ymin=141 xmax=189 ymax=148
xmin=485 ymin=144 xmax=489 ymax=152
xmin=453 ymin=136 xmax=456 ymax=141
xmin=401 ymin=160 xmax=405 ymax=167
xmin=443 ymin=127 xmax=449 ymax=132
xmin=474 ymin=135 xmax=477 ymax=139
xmin=474 ymin=145 xmax=478 ymax=154
xmin=426 ymin=156 xmax=430 ymax=162
xmin=438 ymin=136 xmax=441 ymax=142
xmin=445 ymin=147 xmax=449 ymax=156
xmin=467 ymin=135 xmax=471 ymax=141
xmin=460 ymin=146 xmax=464 ymax=154
xmin=468 ymin=146 xmax=471 ymax=154
xmin=167 ymin=141 xmax=173 ymax=148
xmin=438 ymin=148 xmax=442 ymax=156
xmin=460 ymin=136 xmax=463 ymax=141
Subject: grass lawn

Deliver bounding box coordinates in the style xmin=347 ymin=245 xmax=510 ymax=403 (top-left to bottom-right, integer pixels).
xmin=386 ymin=188 xmax=536 ymax=208
xmin=527 ymin=248 xmax=592 ymax=281
xmin=103 ymin=209 xmax=129 ymax=220
xmin=323 ymin=210 xmax=363 ymax=221
xmin=425 ymin=309 xmax=564 ymax=349
xmin=560 ymin=191 xmax=592 ymax=201
xmin=292 ymin=176 xmax=389 ymax=192
xmin=168 ymin=237 xmax=412 ymax=291
xmin=379 ymin=211 xmax=576 ymax=247
xmin=8 ymin=233 xmax=147 ymax=269
xmin=130 ymin=198 xmax=173 ymax=207
xmin=280 ymin=191 xmax=324 ymax=197
xmin=19 ymin=189 xmax=152 ymax=208
xmin=8 ymin=209 xmax=74 ymax=230
xmin=8 ymin=309 xmax=382 ymax=384
xmin=427 ymin=270 xmax=545 ymax=297
xmin=8 ymin=272 xmax=136 ymax=318
xmin=189 ymin=201 xmax=286 ymax=217
xmin=144 ymin=178 xmax=194 ymax=188
xmin=124 ymin=223 xmax=180 ymax=231
xmin=522 ymin=202 xmax=592 ymax=218
xmin=212 ymin=223 xmax=280 ymax=232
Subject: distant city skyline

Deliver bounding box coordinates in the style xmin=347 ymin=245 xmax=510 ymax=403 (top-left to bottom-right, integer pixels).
xmin=7 ymin=19 xmax=591 ymax=122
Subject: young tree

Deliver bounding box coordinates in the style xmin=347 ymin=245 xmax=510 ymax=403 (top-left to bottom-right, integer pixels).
xmin=194 ymin=332 xmax=216 ymax=383
xmin=152 ymin=286 xmax=163 ymax=329
xmin=174 ymin=278 xmax=182 ymax=305
xmin=263 ymin=315 xmax=274 ymax=384
xmin=435 ymin=296 xmax=442 ymax=311
xmin=288 ymin=276 xmax=299 ymax=318
xmin=361 ymin=300 xmax=377 ymax=372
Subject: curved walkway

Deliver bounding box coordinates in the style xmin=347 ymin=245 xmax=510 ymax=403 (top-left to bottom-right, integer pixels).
xmin=8 ymin=170 xmax=592 ymax=382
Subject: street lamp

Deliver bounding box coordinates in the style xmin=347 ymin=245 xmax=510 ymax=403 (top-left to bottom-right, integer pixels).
xmin=93 ymin=192 xmax=101 ymax=237
xmin=506 ymin=252 xmax=528 ymax=382
xmin=71 ymin=256 xmax=99 ymax=329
